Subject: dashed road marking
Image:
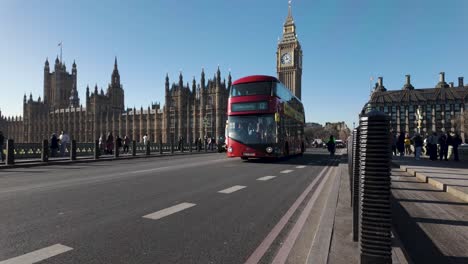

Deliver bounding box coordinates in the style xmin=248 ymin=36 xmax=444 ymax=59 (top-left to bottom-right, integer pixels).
xmin=218 ymin=185 xmax=247 ymax=194
xmin=257 ymin=176 xmax=276 ymax=181
xmin=296 ymin=166 xmax=306 ymax=169
xmin=143 ymin=202 xmax=196 ymax=220
xmin=0 ymin=244 xmax=73 ymax=264
xmin=280 ymin=170 xmax=294 ymax=174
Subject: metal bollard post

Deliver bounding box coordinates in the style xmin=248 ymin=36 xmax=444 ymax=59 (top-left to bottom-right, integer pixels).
xmin=189 ymin=141 xmax=193 ymax=153
xmin=132 ymin=140 xmax=136 ymax=156
xmin=70 ymin=140 xmax=77 ymax=160
xmin=94 ymin=140 xmax=100 ymax=159
xmin=146 ymin=142 xmax=150 ymax=156
xmin=41 ymin=139 xmax=49 ymax=162
xmin=159 ymin=141 xmax=163 ymax=155
xmin=352 ymin=127 xmax=361 ymax=242
xmin=6 ymin=139 xmax=14 ymax=165
xmin=359 ymin=110 xmax=392 ymax=264
xmin=170 ymin=139 xmax=174 ymax=154
xmin=114 ymin=139 xmax=119 ymax=158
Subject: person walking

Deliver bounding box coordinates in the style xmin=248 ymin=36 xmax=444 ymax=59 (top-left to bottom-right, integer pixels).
xmin=143 ymin=134 xmax=148 ymax=145
xmin=326 ymin=135 xmax=336 ymax=158
xmin=116 ymin=136 xmax=122 ymax=153
xmin=427 ymin=132 xmax=438 ymax=161
xmin=438 ymin=132 xmax=448 ymax=161
xmin=59 ymin=130 xmax=69 ymax=157
xmin=452 ymin=133 xmax=462 ymax=161
xmin=50 ymin=133 xmax=59 ymax=157
xmin=397 ymin=132 xmax=406 ymax=156
xmin=412 ymin=133 xmax=423 ymax=160
xmin=404 ymin=134 xmax=412 ymax=155
xmin=106 ymin=132 xmax=114 ymax=155
xmin=0 ymin=131 xmax=4 ymax=162
xmin=123 ymin=136 xmax=130 ymax=154
xmin=391 ymin=132 xmax=397 ymax=156
xmin=197 ymin=137 xmax=202 ymax=152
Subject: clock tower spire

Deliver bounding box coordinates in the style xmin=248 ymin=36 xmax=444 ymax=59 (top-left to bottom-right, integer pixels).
xmin=277 ymin=0 xmax=303 ymax=99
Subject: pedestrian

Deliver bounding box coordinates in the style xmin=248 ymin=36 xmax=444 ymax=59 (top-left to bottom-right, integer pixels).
xmin=438 ymin=132 xmax=448 ymax=161
xmin=404 ymin=134 xmax=412 ymax=155
xmin=123 ymin=136 xmax=130 ymax=154
xmin=116 ymin=135 xmax=122 ymax=153
xmin=391 ymin=132 xmax=397 ymax=156
xmin=326 ymin=135 xmax=336 ymax=157
xmin=106 ymin=132 xmax=114 ymax=155
xmin=50 ymin=133 xmax=59 ymax=157
xmin=412 ymin=133 xmax=423 ymax=160
xmin=0 ymin=131 xmax=4 ymax=162
xmin=397 ymin=132 xmax=405 ymax=156
xmin=427 ymin=132 xmax=438 ymax=160
xmin=452 ymin=133 xmax=462 ymax=161
xmin=197 ymin=137 xmax=202 ymax=151
xmin=59 ymin=130 xmax=69 ymax=157
xmin=143 ymin=134 xmax=148 ymax=145
xmin=99 ymin=134 xmax=105 ymax=153
xmin=178 ymin=136 xmax=183 ymax=150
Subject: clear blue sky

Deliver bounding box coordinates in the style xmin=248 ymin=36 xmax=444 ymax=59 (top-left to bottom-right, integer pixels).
xmin=1 ymin=0 xmax=468 ymax=128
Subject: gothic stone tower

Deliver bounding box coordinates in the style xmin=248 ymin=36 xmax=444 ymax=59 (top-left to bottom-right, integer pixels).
xmin=277 ymin=1 xmax=303 ymax=99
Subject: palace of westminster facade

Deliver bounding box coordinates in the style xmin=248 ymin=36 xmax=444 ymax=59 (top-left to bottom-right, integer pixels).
xmin=0 ymin=3 xmax=303 ymax=144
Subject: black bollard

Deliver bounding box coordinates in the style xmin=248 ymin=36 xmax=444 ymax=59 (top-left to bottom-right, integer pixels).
xmin=352 ymin=128 xmax=360 ymax=242
xmin=159 ymin=141 xmax=163 ymax=155
xmin=41 ymin=139 xmax=49 ymax=162
xmin=6 ymin=139 xmax=14 ymax=165
xmin=170 ymin=139 xmax=174 ymax=154
xmin=114 ymin=139 xmax=119 ymax=158
xmin=70 ymin=140 xmax=77 ymax=160
xmin=181 ymin=141 xmax=184 ymax=153
xmin=132 ymin=140 xmax=136 ymax=156
xmin=359 ymin=110 xmax=392 ymax=264
xmin=189 ymin=141 xmax=192 ymax=153
xmin=146 ymin=141 xmax=150 ymax=156
xmin=94 ymin=140 xmax=100 ymax=159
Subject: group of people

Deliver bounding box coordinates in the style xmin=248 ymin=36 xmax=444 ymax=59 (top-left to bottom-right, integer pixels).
xmin=392 ymin=131 xmax=463 ymax=161
xmin=49 ymin=131 xmax=70 ymax=157
xmin=98 ymin=133 xmax=131 ymax=155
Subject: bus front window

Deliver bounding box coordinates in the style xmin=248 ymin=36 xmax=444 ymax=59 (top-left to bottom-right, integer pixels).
xmin=228 ymin=115 xmax=276 ymax=144
xmin=230 ymin=82 xmax=272 ymax=97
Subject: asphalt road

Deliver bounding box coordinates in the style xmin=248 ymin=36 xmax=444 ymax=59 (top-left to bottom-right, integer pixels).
xmin=0 ymin=149 xmax=335 ymax=264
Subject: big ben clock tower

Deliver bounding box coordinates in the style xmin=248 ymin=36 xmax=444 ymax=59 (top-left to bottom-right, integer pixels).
xmin=277 ymin=0 xmax=303 ymax=99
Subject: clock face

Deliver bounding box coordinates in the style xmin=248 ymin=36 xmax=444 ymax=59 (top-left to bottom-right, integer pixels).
xmin=281 ymin=52 xmax=291 ymax=65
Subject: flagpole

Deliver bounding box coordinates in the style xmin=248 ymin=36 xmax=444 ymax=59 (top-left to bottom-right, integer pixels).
xmin=60 ymin=42 xmax=62 ymax=63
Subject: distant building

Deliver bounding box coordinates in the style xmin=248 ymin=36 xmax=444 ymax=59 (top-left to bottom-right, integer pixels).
xmin=325 ymin=121 xmax=349 ymax=132
xmin=368 ymin=73 xmax=468 ymax=141
xmin=305 ymin=122 xmax=322 ymax=128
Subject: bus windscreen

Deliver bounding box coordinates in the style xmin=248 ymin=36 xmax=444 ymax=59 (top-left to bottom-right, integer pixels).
xmin=230 ymin=82 xmax=272 ymax=97
xmin=227 ymin=115 xmax=276 ymax=144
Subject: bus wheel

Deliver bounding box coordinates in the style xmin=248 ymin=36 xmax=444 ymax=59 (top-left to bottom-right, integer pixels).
xmin=241 ymin=157 xmax=248 ymax=161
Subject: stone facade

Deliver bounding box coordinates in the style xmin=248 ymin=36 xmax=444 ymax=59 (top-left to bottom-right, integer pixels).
xmin=0 ymin=58 xmax=231 ymax=144
xmin=368 ymin=73 xmax=468 ymax=141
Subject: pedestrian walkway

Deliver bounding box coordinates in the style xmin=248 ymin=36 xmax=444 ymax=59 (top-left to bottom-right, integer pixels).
xmin=391 ymin=167 xmax=468 ymax=264
xmin=393 ymin=156 xmax=468 ymax=202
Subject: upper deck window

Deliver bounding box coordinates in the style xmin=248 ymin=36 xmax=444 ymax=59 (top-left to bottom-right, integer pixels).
xmin=230 ymin=82 xmax=273 ymax=97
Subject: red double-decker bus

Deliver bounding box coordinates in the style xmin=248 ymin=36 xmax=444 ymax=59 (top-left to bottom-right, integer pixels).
xmin=226 ymin=75 xmax=305 ymax=159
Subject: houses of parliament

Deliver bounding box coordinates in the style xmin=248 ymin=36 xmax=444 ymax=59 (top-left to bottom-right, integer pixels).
xmin=0 ymin=3 xmax=303 ymax=143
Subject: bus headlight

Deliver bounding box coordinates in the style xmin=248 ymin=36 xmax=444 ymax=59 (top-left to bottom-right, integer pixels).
xmin=266 ymin=147 xmax=273 ymax=153
xmin=228 ymin=146 xmax=233 ymax=153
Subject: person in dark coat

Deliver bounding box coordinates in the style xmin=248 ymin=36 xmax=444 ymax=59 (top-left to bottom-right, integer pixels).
xmin=397 ymin=132 xmax=406 ymax=156
xmin=0 ymin=131 xmax=4 ymax=162
xmin=452 ymin=133 xmax=462 ymax=161
xmin=326 ymin=135 xmax=336 ymax=157
xmin=50 ymin=134 xmax=59 ymax=157
xmin=438 ymin=133 xmax=448 ymax=161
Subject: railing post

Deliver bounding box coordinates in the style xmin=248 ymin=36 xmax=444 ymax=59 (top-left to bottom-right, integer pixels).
xmin=114 ymin=139 xmax=119 ymax=158
xmin=94 ymin=140 xmax=100 ymax=159
xmin=41 ymin=139 xmax=49 ymax=162
xmin=70 ymin=140 xmax=77 ymax=160
xmin=189 ymin=141 xmax=192 ymax=153
xmin=359 ymin=110 xmax=392 ymax=264
xmin=352 ymin=128 xmax=360 ymax=242
xmin=159 ymin=141 xmax=163 ymax=155
xmin=170 ymin=139 xmax=174 ymax=154
xmin=6 ymin=139 xmax=14 ymax=165
xmin=132 ymin=140 xmax=136 ymax=156
xmin=146 ymin=141 xmax=151 ymax=156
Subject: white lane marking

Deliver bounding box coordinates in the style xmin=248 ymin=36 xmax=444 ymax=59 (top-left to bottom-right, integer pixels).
xmin=0 ymin=244 xmax=73 ymax=264
xmin=218 ymin=185 xmax=246 ymax=194
xmin=257 ymin=176 xmax=277 ymax=181
xmin=280 ymin=170 xmax=294 ymax=174
xmin=296 ymin=165 xmax=306 ymax=169
xmin=143 ymin=202 xmax=196 ymax=220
